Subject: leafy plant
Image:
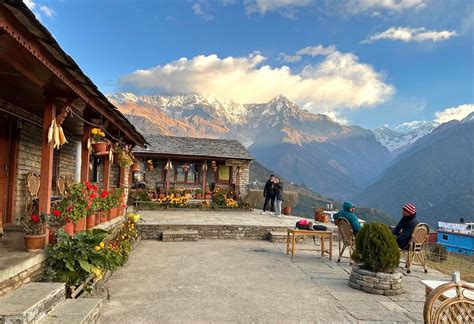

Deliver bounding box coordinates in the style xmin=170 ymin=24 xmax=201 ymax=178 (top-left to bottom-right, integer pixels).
xmin=19 ymin=212 xmax=47 ymax=235
xmin=352 ymin=223 xmax=400 ymax=273
xmin=90 ymin=128 xmax=107 ymax=143
xmin=47 ymin=209 xmax=67 ymax=230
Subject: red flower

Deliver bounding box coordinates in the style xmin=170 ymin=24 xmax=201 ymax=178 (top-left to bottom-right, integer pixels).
xmin=85 ymin=181 xmax=90 ymax=186
xmin=52 ymin=209 xmax=61 ymax=217
xmin=31 ymin=214 xmax=40 ymax=223
xmin=67 ymin=205 xmax=73 ymax=213
xmin=101 ymin=191 xmax=109 ymax=198
xmin=89 ymin=193 xmax=97 ymax=199
xmin=92 ymin=185 xmax=98 ymax=192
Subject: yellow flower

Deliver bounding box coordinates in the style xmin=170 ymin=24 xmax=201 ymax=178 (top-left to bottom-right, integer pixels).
xmin=91 ymin=128 xmax=99 ymax=135
xmin=99 ymin=131 xmax=106 ymax=137
xmin=95 ymin=246 xmax=101 ymax=251
xmin=99 ymin=242 xmax=105 ymax=248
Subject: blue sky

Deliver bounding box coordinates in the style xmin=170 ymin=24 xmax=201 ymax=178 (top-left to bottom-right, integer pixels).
xmin=28 ymin=0 xmax=473 ymax=129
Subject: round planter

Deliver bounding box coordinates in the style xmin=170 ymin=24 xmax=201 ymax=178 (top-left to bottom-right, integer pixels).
xmin=130 ymin=163 xmax=140 ymax=172
xmin=73 ymin=218 xmax=85 ymax=233
xmin=195 ymin=194 xmax=202 ymax=200
xmin=100 ymin=211 xmax=108 ymax=223
xmin=283 ymin=206 xmax=292 ymax=215
xmin=175 ymin=194 xmax=181 ymax=198
xmin=86 ymin=214 xmax=96 ymax=229
xmin=107 ymin=209 xmax=113 ymax=221
xmin=64 ymin=221 xmax=74 ymax=236
xmin=24 ymin=233 xmax=46 ymax=252
xmin=159 ymin=194 xmax=166 ymax=199
xmin=91 ymin=142 xmax=108 ymax=154
xmin=349 ymin=265 xmax=403 ymax=296
xmin=113 ymin=207 xmax=119 ymax=218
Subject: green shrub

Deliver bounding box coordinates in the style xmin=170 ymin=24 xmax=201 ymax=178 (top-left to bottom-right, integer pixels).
xmin=352 ymin=223 xmax=400 ymax=273
xmin=428 ymin=244 xmax=448 ymax=262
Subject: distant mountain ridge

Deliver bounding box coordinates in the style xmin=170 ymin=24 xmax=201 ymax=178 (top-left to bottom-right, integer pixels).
xmin=110 ymin=93 xmax=392 ymax=199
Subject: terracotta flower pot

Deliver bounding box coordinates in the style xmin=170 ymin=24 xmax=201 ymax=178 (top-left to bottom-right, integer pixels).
xmin=175 ymin=193 xmax=181 ymax=198
xmin=321 ymin=214 xmax=329 ymax=223
xmin=131 ymin=163 xmax=140 ymax=172
xmin=283 ymin=207 xmax=292 ymax=215
xmin=92 ymin=142 xmax=108 ymax=154
xmin=86 ymin=214 xmax=96 ymax=229
xmin=64 ymin=221 xmax=74 ymax=236
xmin=118 ymin=206 xmax=125 ymax=216
xmin=95 ymin=212 xmax=101 ymax=225
xmin=147 ymin=164 xmax=154 ymax=171
xmin=24 ymin=233 xmax=46 ymax=252
xmin=73 ymin=218 xmax=85 ymax=233
xmin=195 ymin=194 xmax=202 ymax=199
xmin=113 ymin=207 xmax=119 ymax=218
xmin=205 ymin=194 xmax=212 ymax=200
xmin=315 ymin=210 xmax=324 ymax=222
xmin=101 ymin=211 xmax=108 ymax=223
xmin=159 ymin=193 xmax=165 ymax=199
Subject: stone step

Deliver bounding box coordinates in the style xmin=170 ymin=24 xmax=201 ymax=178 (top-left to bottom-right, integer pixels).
xmin=268 ymin=232 xmax=304 ymax=243
xmin=39 ymin=298 xmax=102 ymax=324
xmin=0 ymin=282 xmax=65 ymax=323
xmin=162 ymin=230 xmax=199 ymax=242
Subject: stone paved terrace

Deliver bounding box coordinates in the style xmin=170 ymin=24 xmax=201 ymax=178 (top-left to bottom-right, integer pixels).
xmin=139 ymin=209 xmax=308 ymax=227
xmin=99 ymin=240 xmax=450 ymax=323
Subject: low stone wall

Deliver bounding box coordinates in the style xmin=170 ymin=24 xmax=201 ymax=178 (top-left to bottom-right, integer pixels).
xmin=349 ymin=265 xmax=403 ymax=296
xmin=0 ymin=257 xmax=46 ymax=297
xmin=139 ymin=223 xmax=289 ymax=240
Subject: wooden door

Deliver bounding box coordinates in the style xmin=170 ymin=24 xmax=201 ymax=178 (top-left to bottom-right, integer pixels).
xmin=0 ymin=116 xmax=12 ymax=231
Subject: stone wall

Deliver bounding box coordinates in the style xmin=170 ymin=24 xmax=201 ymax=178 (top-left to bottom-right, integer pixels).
xmin=0 ymin=258 xmax=46 ymax=297
xmin=14 ymin=122 xmax=77 ymax=222
xmin=349 ymin=265 xmax=403 ymax=296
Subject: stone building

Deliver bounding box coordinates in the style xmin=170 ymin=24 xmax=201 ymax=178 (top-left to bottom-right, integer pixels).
xmin=133 ymin=135 xmax=253 ymax=199
xmin=0 ymin=2 xmax=146 ymax=237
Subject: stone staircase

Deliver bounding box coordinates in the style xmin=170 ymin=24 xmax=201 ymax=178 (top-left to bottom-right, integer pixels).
xmin=0 ymin=282 xmax=102 ymax=324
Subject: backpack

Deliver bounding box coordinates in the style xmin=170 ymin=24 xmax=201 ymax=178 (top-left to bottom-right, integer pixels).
xmin=296 ymin=219 xmax=313 ymax=230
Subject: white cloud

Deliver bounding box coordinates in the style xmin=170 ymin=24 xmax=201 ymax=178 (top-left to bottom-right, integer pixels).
xmin=119 ymin=48 xmax=395 ymax=113
xmin=339 ymin=0 xmax=427 ymax=15
xmin=40 ymin=5 xmax=55 ymax=17
xmin=192 ymin=2 xmax=214 ymax=20
xmin=363 ymin=26 xmax=457 ymax=43
xmin=245 ymin=0 xmax=312 ymax=16
xmin=434 ymin=104 xmax=474 ymax=123
xmin=395 ymin=120 xmax=431 ymax=132
xmin=279 ymin=44 xmax=336 ymax=62
xmin=24 ymin=0 xmax=36 ymax=10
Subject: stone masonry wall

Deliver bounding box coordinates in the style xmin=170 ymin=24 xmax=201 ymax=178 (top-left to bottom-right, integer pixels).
xmin=14 ymin=121 xmax=77 ymax=222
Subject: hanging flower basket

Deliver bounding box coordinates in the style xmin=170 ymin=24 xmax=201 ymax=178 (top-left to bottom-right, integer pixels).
xmin=92 ymin=142 xmax=108 ymax=154
xmin=131 ymin=163 xmax=140 ymax=172
xmin=24 ymin=233 xmax=46 ymax=252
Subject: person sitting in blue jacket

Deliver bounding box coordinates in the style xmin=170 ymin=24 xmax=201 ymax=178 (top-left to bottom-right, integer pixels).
xmin=392 ymin=203 xmax=419 ymax=249
xmin=334 ymin=201 xmax=362 ymax=234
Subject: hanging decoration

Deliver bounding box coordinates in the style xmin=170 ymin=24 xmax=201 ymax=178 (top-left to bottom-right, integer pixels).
xmin=211 ymin=160 xmax=218 ymax=172
xmin=47 ymin=117 xmax=68 ymax=150
xmin=183 ymin=163 xmax=190 ymax=173
xmin=201 ymin=163 xmax=208 ymax=171
xmin=165 ymin=160 xmax=173 ymax=171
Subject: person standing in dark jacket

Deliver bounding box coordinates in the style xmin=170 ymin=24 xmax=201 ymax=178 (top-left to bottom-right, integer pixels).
xmin=392 ymin=203 xmax=419 ymax=249
xmin=262 ymin=175 xmax=276 ymax=215
xmin=274 ymin=177 xmax=284 ymax=217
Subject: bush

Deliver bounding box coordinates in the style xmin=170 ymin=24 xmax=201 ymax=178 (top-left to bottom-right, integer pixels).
xmin=428 ymin=244 xmax=448 ymax=262
xmin=352 ymin=223 xmax=400 ymax=273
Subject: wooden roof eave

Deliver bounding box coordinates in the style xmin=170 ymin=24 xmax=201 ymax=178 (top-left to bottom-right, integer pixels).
xmin=133 ymin=152 xmax=253 ymax=162
xmin=0 ymin=2 xmax=147 ymax=147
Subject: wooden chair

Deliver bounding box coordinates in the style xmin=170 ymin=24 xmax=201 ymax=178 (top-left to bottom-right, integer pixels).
xmin=403 ymin=223 xmax=429 ymax=273
xmin=26 ymin=172 xmax=41 ymax=215
xmin=423 ymin=280 xmax=474 ymax=324
xmin=56 ymin=176 xmax=66 ymax=196
xmin=336 ymin=218 xmax=355 ymax=264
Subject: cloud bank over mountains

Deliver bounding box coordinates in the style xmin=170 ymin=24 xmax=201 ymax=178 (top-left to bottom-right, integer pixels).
xmin=119 ymin=47 xmax=394 ymax=114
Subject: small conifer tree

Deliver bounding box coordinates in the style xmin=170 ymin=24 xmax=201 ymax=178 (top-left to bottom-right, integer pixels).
xmin=352 ymin=223 xmax=400 ymax=273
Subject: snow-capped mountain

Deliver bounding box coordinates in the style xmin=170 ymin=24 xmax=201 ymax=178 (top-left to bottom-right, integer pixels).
xmin=108 ymin=92 xmax=392 ymax=199
xmin=372 ymin=121 xmax=439 ymax=156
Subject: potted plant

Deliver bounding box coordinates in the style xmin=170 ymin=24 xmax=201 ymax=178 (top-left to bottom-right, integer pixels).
xmin=315 ymin=207 xmax=324 ymax=222
xmin=282 ymin=192 xmax=298 ymax=215
xmin=90 ymin=128 xmax=109 ymax=154
xmin=146 ymin=159 xmax=154 ymax=171
xmin=195 ymin=188 xmax=203 ymax=199
xmin=47 ymin=209 xmax=67 ymax=245
xmin=20 ymin=212 xmax=47 ymax=251
xmin=117 ymin=147 xmax=134 ymax=168
xmin=204 ymin=191 xmax=212 ymax=200
xmin=350 ymin=223 xmax=403 ymax=295
xmin=131 ymin=160 xmax=140 ymax=172
xmin=59 ymin=182 xmax=90 ymax=234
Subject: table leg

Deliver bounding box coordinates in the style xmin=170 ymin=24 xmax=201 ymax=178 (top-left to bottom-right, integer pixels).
xmin=321 ymin=236 xmax=325 ymax=257
xmin=329 ymin=235 xmax=332 ymax=260
xmin=286 ymin=231 xmax=290 ymax=255
xmin=292 ymin=233 xmax=296 ymax=258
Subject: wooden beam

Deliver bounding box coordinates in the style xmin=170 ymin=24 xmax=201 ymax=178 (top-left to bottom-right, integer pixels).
xmin=39 ymin=97 xmax=56 ymax=244
xmin=202 ymin=161 xmax=207 ymax=194
xmin=81 ymin=124 xmax=91 ymax=182
xmin=103 ymin=156 xmax=111 ymax=191
xmin=119 ymin=166 xmax=126 ymax=189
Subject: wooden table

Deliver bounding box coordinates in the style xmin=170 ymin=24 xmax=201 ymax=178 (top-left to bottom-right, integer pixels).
xmin=286 ymin=228 xmax=333 ymax=260
xmin=421 ymin=280 xmax=474 ymax=301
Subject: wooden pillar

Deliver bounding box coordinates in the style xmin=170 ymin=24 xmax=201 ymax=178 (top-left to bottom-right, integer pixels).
xmin=236 ymin=166 xmax=241 ymax=198
xmin=202 ymin=161 xmax=207 ymax=195
xmin=39 ymin=97 xmax=56 ymax=244
xmin=81 ymin=124 xmax=92 ymax=182
xmin=119 ymin=166 xmax=126 ymax=189
xmin=103 ymin=156 xmax=111 ymax=191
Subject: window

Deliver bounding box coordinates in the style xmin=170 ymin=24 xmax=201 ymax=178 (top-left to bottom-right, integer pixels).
xmin=442 ymin=234 xmax=448 ymax=240
xmin=218 ymin=165 xmax=231 ymax=182
xmin=174 ymin=163 xmax=197 ymax=184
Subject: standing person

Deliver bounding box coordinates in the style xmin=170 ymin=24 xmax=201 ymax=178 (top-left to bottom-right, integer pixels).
xmin=333 ymin=201 xmax=362 ymax=234
xmin=392 ymin=203 xmax=419 ymax=249
xmin=262 ymin=175 xmax=276 ymax=215
xmin=274 ymin=177 xmax=284 ymax=217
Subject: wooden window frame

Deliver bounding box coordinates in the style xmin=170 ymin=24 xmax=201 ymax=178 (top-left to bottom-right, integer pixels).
xmin=215 ymin=165 xmax=232 ymax=185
